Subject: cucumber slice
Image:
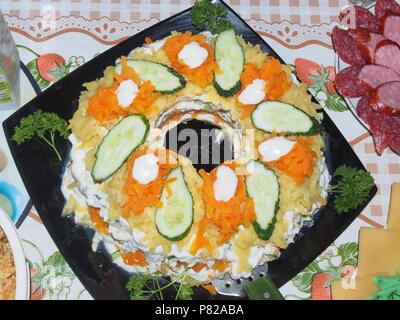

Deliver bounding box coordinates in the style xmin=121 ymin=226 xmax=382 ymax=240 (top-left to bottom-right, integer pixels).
xmin=155 ymin=167 xmax=194 ymax=241
xmin=214 ymin=28 xmax=245 ymax=97
xmin=245 ymin=160 xmax=279 ymax=241
xmin=92 ymin=114 xmax=149 ymax=182
xmin=115 ymin=59 xmax=186 ymax=94
xmin=251 ymin=101 xmax=322 ymax=136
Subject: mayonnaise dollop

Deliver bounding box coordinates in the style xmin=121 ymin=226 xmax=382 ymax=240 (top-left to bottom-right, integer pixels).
xmin=213 ymin=165 xmax=238 ymax=202
xmin=116 ymin=79 xmax=138 ymax=107
xmin=178 ymin=41 xmax=208 ymax=69
xmin=238 ymin=79 xmax=266 ymax=105
xmin=132 ymin=153 xmax=159 ymax=184
xmin=258 ymin=137 xmax=296 ymax=162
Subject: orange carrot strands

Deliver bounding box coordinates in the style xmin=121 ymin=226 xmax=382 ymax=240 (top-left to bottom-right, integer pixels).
xmin=202 ymin=284 xmax=217 ymax=296
xmin=190 ymin=163 xmax=256 ymax=254
xmin=88 ymin=206 xmax=110 ymax=236
xmin=236 ymin=58 xmax=292 ymax=119
xmin=163 ymin=31 xmax=218 ymax=88
xmin=122 ymin=149 xmax=179 ymax=218
xmin=192 ymin=262 xmax=207 ymax=273
xmin=87 ymin=57 xmax=160 ymax=122
xmin=264 ymin=137 xmax=317 ymax=186
xmin=122 ymin=250 xmax=147 ymax=266
xmin=145 ymin=37 xmax=153 ymax=44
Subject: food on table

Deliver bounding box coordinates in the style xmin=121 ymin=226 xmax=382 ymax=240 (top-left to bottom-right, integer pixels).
xmin=12 ymin=110 xmax=70 ymax=161
xmin=60 ymin=3 xmax=331 ymax=293
xmin=370 ymin=81 xmax=400 ymax=115
xmin=358 ymin=65 xmax=400 ymax=91
xmin=366 ymin=271 xmax=400 ymax=300
xmin=334 ymin=65 xmax=367 ymax=98
xmin=381 ymin=14 xmax=400 ymax=45
xmin=374 ymin=40 xmax=400 ymax=75
xmin=61 ymin=29 xmax=329 ymax=289
xmin=0 ymin=226 xmax=15 ymax=300
xmin=331 ymin=183 xmax=400 ymax=300
xmin=328 ymin=165 xmax=374 ymax=214
xmin=332 ymin=27 xmax=367 ymax=66
xmin=332 ymin=0 xmax=400 ymax=155
xmin=356 ymin=94 xmax=400 ymax=154
xmin=331 ymin=273 xmax=385 ymax=300
xmin=339 ymin=5 xmax=379 ymax=32
xmin=375 ymin=0 xmax=400 ymax=19
xmin=388 ymin=183 xmax=400 ymax=230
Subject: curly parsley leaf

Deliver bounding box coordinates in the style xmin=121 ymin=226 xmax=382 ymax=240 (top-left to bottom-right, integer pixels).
xmin=126 ymin=272 xmax=193 ymax=300
xmin=12 ymin=109 xmax=69 ymax=161
xmin=190 ymin=0 xmax=233 ymax=34
xmin=328 ymin=165 xmax=375 ymax=214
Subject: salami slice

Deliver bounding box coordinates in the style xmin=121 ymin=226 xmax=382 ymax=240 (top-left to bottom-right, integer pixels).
xmin=356 ymin=94 xmax=375 ymax=125
xmin=375 ymin=0 xmax=400 ymax=20
xmin=370 ymin=81 xmax=400 ymax=115
xmin=358 ymin=65 xmax=400 ymax=90
xmin=374 ymin=40 xmax=400 ymax=75
xmin=380 ymin=14 xmax=400 ymax=46
xmin=335 ymin=65 xmax=368 ymax=98
xmin=349 ymin=29 xmax=386 ymax=63
xmin=356 ymin=94 xmax=400 ymax=154
xmin=339 ymin=5 xmax=379 ymax=33
xmin=332 ymin=26 xmax=367 ymax=66
xmin=390 ymin=135 xmax=400 ymax=154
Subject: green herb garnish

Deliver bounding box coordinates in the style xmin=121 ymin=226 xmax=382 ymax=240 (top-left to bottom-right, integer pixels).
xmin=12 ymin=109 xmax=69 ymax=161
xmin=366 ymin=270 xmax=400 ymax=300
xmin=328 ymin=165 xmax=375 ymax=214
xmin=190 ymin=0 xmax=232 ymax=34
xmin=126 ymin=271 xmax=193 ymax=300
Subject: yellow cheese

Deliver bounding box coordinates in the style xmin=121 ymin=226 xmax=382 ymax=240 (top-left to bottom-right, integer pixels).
xmin=357 ymin=227 xmax=400 ymax=278
xmin=331 ymin=273 xmax=386 ymax=300
xmin=387 ymin=183 xmax=400 ymax=231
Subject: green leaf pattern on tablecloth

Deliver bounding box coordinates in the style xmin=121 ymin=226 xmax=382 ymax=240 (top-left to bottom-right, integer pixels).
xmin=30 ymin=252 xmax=76 ymax=300
xmin=288 ymin=242 xmax=358 ymax=300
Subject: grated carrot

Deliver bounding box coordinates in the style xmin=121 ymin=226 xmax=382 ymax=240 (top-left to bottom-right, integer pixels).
xmin=202 ymin=284 xmax=217 ymax=295
xmin=88 ymin=206 xmax=110 ymax=236
xmin=264 ymin=137 xmax=317 ymax=186
xmin=122 ymin=148 xmax=179 ymax=218
xmin=87 ymin=56 xmax=160 ymax=123
xmin=260 ymin=57 xmax=292 ymax=101
xmin=192 ymin=262 xmax=207 ymax=273
xmin=122 ymin=250 xmax=147 ymax=266
xmin=190 ymin=163 xmax=256 ymax=254
xmin=163 ymin=31 xmax=218 ymax=88
xmin=236 ymin=59 xmax=292 ymax=120
xmin=144 ymin=37 xmax=153 ymax=44
xmin=213 ymin=260 xmax=230 ymax=273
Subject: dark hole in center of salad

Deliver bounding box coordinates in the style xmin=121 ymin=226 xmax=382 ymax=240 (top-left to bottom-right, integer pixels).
xmin=164 ymin=119 xmax=234 ymax=173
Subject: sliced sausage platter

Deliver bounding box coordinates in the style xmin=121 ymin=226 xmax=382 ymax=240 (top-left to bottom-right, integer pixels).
xmin=333 ymin=0 xmax=400 ymax=155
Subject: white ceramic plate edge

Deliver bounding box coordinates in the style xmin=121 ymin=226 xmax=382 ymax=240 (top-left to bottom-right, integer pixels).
xmin=0 ymin=207 xmax=30 ymax=300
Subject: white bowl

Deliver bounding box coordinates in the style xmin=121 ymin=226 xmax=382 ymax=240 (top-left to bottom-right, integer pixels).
xmin=0 ymin=207 xmax=30 ymax=300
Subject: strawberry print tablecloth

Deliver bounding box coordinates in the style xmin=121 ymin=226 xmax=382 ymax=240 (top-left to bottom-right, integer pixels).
xmin=0 ymin=0 xmax=398 ymax=300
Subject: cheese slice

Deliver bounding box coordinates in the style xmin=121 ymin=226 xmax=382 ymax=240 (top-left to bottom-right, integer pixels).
xmin=388 ymin=183 xmax=400 ymax=231
xmin=331 ymin=273 xmax=387 ymax=300
xmin=357 ymin=227 xmax=400 ymax=278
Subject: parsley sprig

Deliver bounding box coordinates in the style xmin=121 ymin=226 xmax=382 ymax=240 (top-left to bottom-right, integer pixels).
xmin=328 ymin=165 xmax=375 ymax=214
xmin=126 ymin=271 xmax=193 ymax=300
xmin=190 ymin=0 xmax=233 ymax=34
xmin=12 ymin=109 xmax=69 ymax=161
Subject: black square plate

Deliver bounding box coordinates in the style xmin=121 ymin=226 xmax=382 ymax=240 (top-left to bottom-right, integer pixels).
xmin=3 ymin=0 xmax=377 ymax=300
